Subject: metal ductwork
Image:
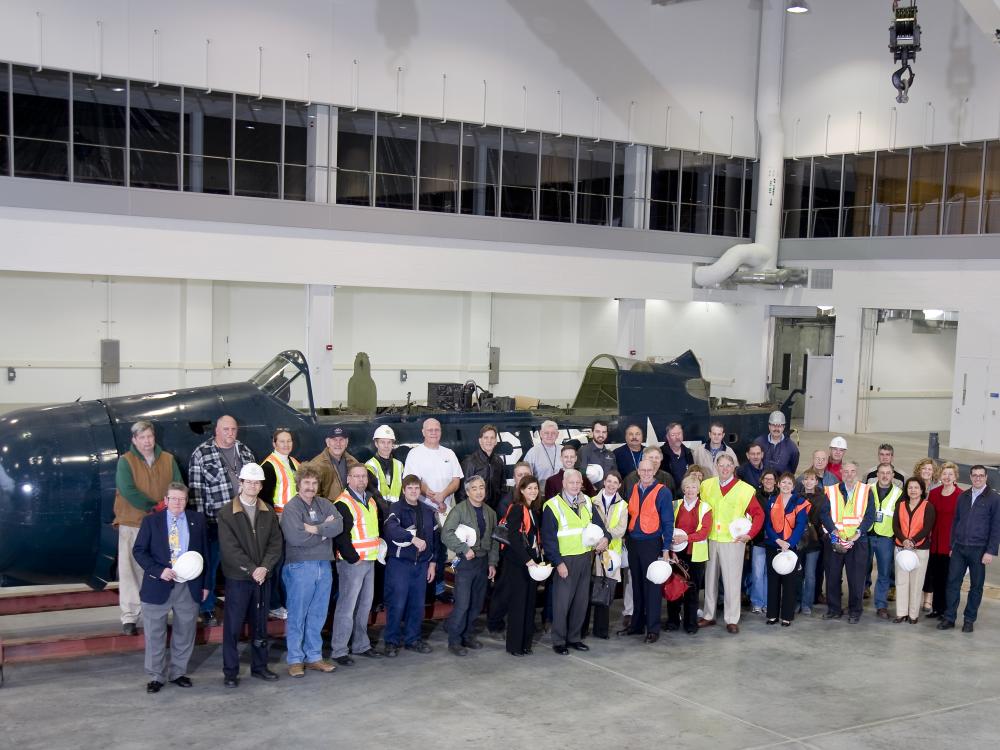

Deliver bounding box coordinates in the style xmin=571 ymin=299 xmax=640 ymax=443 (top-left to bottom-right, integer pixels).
xmin=694 ymin=0 xmax=785 ymax=287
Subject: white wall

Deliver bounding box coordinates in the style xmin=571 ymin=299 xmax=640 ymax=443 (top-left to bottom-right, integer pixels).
xmin=862 ymin=316 xmax=957 ymax=433
xmin=784 ymin=0 xmax=1000 ymax=155
xmin=0 ymin=0 xmax=760 ymax=154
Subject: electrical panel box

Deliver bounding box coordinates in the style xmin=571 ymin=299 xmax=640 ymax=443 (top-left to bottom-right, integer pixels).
xmin=100 ymin=339 xmax=120 ymax=384
xmin=488 ymin=346 xmax=500 ymax=386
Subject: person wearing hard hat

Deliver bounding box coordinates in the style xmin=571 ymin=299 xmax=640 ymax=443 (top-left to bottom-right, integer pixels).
xmin=892 ymin=476 xmax=936 ymax=624
xmin=330 ymin=463 xmax=385 ymax=664
xmin=114 ymin=420 xmax=183 ymax=637
xmin=692 ymin=422 xmax=739 ymax=479
xmin=278 ymin=463 xmax=343 ymax=677
xmin=666 ymin=475 xmax=713 ymax=635
xmin=498 ymin=475 xmax=544 ymax=656
xmin=545 ymin=443 xmax=596 ymax=499
xmin=578 ymin=420 xmax=617 ymax=492
xmin=590 ymin=470 xmax=627 ymax=640
xmin=381 ymin=474 xmax=438 ymax=657
xmin=753 ymin=411 xmax=800 ymax=477
xmin=820 ymin=461 xmax=876 ymax=624
xmin=541 ymin=469 xmax=610 ymax=655
xmin=188 ymin=415 xmax=257 ymax=627
xmin=458 ymin=424 xmax=507 ymax=511
xmin=217 ymin=462 xmax=284 ymax=687
xmin=441 ymin=475 xmax=499 ymax=656
xmin=132 ymin=481 xmax=207 ymax=694
xmin=619 ymin=459 xmax=674 ymax=644
xmin=699 ymin=453 xmax=763 ymax=634
xmin=260 ymin=428 xmax=302 ymax=620
xmin=827 ymin=436 xmax=848 ymax=481
xmin=365 ymin=425 xmax=405 ymax=515
xmin=763 ymin=473 xmax=809 ymax=627
xmin=310 ymin=425 xmax=362 ymax=503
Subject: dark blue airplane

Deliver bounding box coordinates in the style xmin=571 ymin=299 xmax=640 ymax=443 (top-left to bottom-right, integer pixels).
xmin=0 ymin=350 xmax=789 ymax=589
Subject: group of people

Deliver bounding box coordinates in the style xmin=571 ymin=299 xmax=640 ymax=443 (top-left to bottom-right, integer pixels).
xmin=116 ymin=411 xmax=1000 ymax=695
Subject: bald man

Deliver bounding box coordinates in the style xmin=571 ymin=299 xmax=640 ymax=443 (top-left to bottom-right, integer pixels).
xmin=403 ymin=418 xmax=464 ymax=602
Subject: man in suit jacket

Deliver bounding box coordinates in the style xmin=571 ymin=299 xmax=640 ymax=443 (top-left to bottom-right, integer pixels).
xmin=132 ymin=481 xmax=208 ymax=694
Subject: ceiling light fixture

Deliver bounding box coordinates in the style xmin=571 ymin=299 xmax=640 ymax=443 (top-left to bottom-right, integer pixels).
xmin=786 ymin=1 xmax=809 ymax=13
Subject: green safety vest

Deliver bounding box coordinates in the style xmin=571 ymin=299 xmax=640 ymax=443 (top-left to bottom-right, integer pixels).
xmin=365 ymin=456 xmax=403 ymax=503
xmin=700 ymin=477 xmax=756 ymax=543
xmin=870 ymin=484 xmax=902 ymax=537
xmin=543 ymin=494 xmax=594 ymax=557
xmin=673 ymin=499 xmax=712 ymax=563
xmin=592 ymin=495 xmax=626 ymax=554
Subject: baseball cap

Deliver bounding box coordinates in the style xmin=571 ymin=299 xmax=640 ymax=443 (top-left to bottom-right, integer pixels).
xmin=327 ymin=425 xmax=348 ymax=439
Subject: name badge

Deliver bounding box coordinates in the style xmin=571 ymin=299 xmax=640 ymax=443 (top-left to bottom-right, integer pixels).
xmin=875 ymin=511 xmax=884 ymax=523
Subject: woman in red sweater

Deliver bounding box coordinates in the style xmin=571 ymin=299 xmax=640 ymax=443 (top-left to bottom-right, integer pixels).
xmin=925 ymin=461 xmax=960 ymax=619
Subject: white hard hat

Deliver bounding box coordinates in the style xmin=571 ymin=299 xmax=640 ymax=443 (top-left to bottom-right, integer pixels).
xmin=376 ymin=539 xmax=388 ymax=565
xmin=604 ymin=549 xmax=622 ymax=573
xmin=529 ymin=563 xmax=554 ymax=582
xmin=392 ymin=526 xmax=416 ymax=549
xmin=768 ymin=410 xmax=786 ymax=425
xmin=896 ymin=549 xmax=919 ymax=572
xmin=729 ymin=517 xmax=752 ymax=539
xmin=585 ymin=464 xmax=605 ymax=484
xmin=581 ymin=523 xmax=605 ymax=547
xmin=238 ymin=462 xmax=265 ymax=481
xmin=646 ymin=559 xmax=672 ymax=584
xmin=670 ymin=528 xmax=689 ymax=553
xmin=772 ymin=549 xmax=798 ymax=576
xmin=172 ymin=551 xmax=204 ymax=583
xmin=373 ymin=425 xmax=396 ymax=441
xmin=454 ymin=524 xmax=478 ymax=548
xmin=829 ymin=436 xmax=848 ymax=450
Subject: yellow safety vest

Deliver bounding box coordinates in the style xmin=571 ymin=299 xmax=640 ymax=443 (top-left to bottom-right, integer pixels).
xmin=365 ymin=456 xmax=403 ymax=503
xmin=543 ymin=494 xmax=594 ymax=557
xmin=700 ymin=477 xmax=756 ymax=543
xmin=262 ymin=453 xmax=299 ymax=511
xmin=870 ymin=484 xmax=902 ymax=537
xmin=825 ymin=483 xmax=871 ymax=539
xmin=592 ymin=494 xmax=626 ymax=554
xmin=335 ymin=490 xmax=381 ymax=561
xmin=673 ymin=500 xmax=712 ymax=563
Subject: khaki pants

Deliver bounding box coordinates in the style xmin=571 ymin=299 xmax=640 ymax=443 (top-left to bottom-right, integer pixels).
xmin=117 ymin=525 xmax=143 ymax=624
xmin=703 ymin=540 xmax=746 ymax=625
xmin=894 ymin=548 xmax=930 ymax=620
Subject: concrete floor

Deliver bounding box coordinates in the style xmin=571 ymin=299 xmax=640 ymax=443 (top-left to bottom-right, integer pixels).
xmin=4 ymin=428 xmax=1000 ymax=749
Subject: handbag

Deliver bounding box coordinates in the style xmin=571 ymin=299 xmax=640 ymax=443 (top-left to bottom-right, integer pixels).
xmin=491 ymin=521 xmax=511 ymax=546
xmin=590 ymin=574 xmax=616 ymax=607
xmin=661 ymin=557 xmax=691 ymax=602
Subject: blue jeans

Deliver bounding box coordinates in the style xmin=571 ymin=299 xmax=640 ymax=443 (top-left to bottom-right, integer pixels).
xmin=799 ymin=549 xmax=819 ymax=611
xmin=201 ymin=524 xmax=221 ymax=615
xmin=869 ymin=534 xmax=895 ymax=609
xmin=944 ymin=543 xmax=987 ymax=624
xmin=384 ymin=557 xmax=429 ymax=646
xmin=750 ymin=545 xmax=768 ymax=608
xmin=283 ymin=560 xmax=333 ymax=664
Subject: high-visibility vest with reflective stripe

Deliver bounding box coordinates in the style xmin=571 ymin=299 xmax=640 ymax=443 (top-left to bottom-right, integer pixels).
xmin=700 ymin=477 xmax=756 ymax=543
xmin=543 ymin=494 xmax=594 ymax=557
xmin=335 ymin=491 xmax=381 ymax=561
xmin=826 ymin=483 xmax=870 ymax=539
xmin=365 ymin=456 xmax=403 ymax=503
xmin=592 ymin=495 xmax=626 ymax=554
xmin=262 ymin=453 xmax=299 ymax=512
xmin=673 ymin=500 xmax=711 ymax=563
xmin=870 ymin=485 xmax=902 ymax=537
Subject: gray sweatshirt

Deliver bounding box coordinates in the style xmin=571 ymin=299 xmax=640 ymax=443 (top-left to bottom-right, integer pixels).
xmin=280 ymin=495 xmax=344 ymax=562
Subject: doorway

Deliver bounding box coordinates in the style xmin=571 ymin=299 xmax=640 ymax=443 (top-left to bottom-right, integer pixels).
xmin=769 ymin=315 xmax=836 ymax=420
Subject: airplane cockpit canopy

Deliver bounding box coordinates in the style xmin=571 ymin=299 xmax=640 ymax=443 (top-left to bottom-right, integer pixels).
xmin=248 ymin=350 xmax=316 ymax=416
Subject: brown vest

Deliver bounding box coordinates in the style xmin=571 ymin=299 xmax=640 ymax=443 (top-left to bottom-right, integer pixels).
xmin=113 ymin=449 xmax=178 ymax=528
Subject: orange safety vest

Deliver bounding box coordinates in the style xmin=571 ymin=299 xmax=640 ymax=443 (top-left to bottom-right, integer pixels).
xmin=628 ymin=483 xmax=665 ymax=534
xmin=501 ymin=504 xmax=539 ymax=550
xmin=262 ymin=453 xmax=299 ymax=512
xmin=896 ymin=499 xmax=929 ymax=545
xmin=770 ymin=494 xmax=800 ymax=540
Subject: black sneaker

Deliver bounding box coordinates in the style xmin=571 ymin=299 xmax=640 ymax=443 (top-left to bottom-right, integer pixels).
xmin=462 ymin=638 xmax=484 ymax=650
xmin=404 ymin=640 xmax=433 ymax=654
xmin=384 ymin=644 xmax=399 ymax=658
xmin=448 ymin=644 xmax=468 ymax=657
xmin=122 ymin=623 xmax=138 ymax=636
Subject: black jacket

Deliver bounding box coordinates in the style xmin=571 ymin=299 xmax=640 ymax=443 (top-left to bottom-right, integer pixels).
xmin=502 ymin=504 xmax=542 ymax=568
xmin=217 ymin=498 xmax=284 ymax=581
xmin=457 ymin=448 xmax=507 ymax=510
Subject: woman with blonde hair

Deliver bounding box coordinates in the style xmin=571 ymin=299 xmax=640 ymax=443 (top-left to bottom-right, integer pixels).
xmin=925 ymin=462 xmax=960 ymax=618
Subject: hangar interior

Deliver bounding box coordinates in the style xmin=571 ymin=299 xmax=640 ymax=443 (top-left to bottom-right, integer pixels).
xmin=2 ymin=0 xmax=1000 ymax=747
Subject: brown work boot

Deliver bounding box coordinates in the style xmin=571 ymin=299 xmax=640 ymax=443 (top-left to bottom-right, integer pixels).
xmin=288 ymin=663 xmax=305 ymax=678
xmin=305 ymin=659 xmax=336 ymax=673
xmin=697 ymin=618 xmax=716 ymax=628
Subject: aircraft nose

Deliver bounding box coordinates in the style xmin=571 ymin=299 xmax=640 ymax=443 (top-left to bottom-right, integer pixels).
xmin=0 ymin=403 xmax=118 ymax=584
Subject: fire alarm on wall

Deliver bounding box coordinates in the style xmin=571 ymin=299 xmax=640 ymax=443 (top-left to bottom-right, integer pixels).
xmin=325 ymin=344 xmax=333 ymax=351
xmin=629 ymin=349 xmax=636 ymax=357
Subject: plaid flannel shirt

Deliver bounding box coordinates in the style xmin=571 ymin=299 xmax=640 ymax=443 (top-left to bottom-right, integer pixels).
xmin=188 ymin=439 xmax=256 ymax=520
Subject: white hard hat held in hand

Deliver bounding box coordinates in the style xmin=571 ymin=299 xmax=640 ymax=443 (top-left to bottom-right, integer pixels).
xmin=172 ymin=551 xmax=204 ymax=583
xmin=772 ymin=549 xmax=798 ymax=575
xmin=586 ymin=464 xmax=604 ymax=484
xmin=581 ymin=523 xmax=604 ymax=547
xmin=646 ymin=559 xmax=672 ymax=584
xmin=455 ymin=524 xmax=478 ymax=548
